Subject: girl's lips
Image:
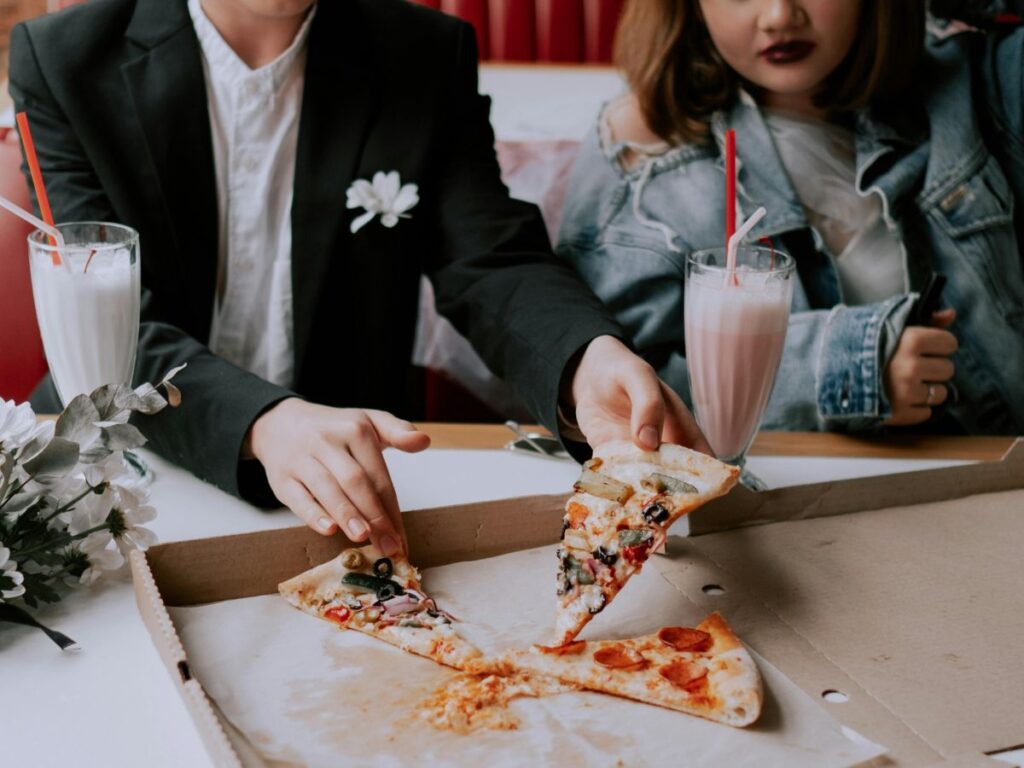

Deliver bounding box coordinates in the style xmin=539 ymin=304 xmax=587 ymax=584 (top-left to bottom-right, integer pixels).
xmin=759 ymin=40 xmax=816 ymax=64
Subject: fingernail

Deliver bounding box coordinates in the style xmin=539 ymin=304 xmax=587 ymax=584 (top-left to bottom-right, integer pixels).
xmin=346 ymin=518 xmax=370 ymax=540
xmin=380 ymin=536 xmax=399 ymax=556
xmin=316 ymin=517 xmax=335 ymax=532
xmin=639 ymin=425 xmax=659 ymax=449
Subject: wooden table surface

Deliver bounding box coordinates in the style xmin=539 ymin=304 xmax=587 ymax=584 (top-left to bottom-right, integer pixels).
xmin=37 ymin=414 xmax=1015 ymax=461
xmin=415 ymin=423 xmax=1017 ymax=462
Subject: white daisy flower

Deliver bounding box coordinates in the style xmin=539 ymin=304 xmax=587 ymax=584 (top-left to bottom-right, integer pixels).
xmin=0 ymin=398 xmax=53 ymax=453
xmin=76 ymin=535 xmax=125 ymax=586
xmin=80 ymin=484 xmax=157 ymax=559
xmin=0 ymin=546 xmax=26 ymax=601
xmin=63 ymin=480 xmax=116 ymax=535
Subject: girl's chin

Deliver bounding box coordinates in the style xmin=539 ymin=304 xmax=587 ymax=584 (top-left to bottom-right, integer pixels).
xmin=746 ymin=74 xmax=827 ymax=104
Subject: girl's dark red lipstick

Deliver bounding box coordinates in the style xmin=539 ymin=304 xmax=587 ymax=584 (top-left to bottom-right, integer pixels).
xmin=760 ymin=40 xmax=815 ymax=64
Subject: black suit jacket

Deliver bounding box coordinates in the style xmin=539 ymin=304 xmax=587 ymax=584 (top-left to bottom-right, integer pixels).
xmin=9 ymin=0 xmax=620 ymax=504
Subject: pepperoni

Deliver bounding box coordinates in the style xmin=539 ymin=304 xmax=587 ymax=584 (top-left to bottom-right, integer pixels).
xmin=658 ymin=627 xmax=712 ymax=653
xmin=566 ymin=502 xmax=589 ymax=529
xmin=593 ymin=644 xmax=646 ymax=670
xmin=538 ymin=640 xmax=587 ymax=656
xmin=659 ymin=660 xmax=709 ymax=691
xmin=324 ymin=606 xmax=351 ymax=624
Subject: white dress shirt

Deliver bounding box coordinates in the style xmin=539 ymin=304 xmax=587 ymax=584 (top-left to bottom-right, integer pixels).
xmin=188 ymin=0 xmax=316 ymax=388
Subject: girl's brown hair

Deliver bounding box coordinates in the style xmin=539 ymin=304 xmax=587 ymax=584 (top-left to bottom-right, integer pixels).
xmin=614 ymin=0 xmax=927 ymax=144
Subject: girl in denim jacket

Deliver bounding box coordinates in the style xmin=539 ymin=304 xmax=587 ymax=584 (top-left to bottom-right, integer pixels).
xmin=559 ymin=0 xmax=1024 ymax=434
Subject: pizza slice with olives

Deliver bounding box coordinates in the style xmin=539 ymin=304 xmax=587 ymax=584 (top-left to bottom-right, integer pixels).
xmin=279 ymin=545 xmax=484 ymax=670
xmin=555 ymin=442 xmax=739 ymax=645
xmin=507 ymin=612 xmax=762 ymax=727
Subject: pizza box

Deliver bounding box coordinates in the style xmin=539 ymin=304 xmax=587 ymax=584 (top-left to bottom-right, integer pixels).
xmin=681 ymin=438 xmax=1024 ymax=536
xmin=131 ymin=474 xmax=1024 ymax=767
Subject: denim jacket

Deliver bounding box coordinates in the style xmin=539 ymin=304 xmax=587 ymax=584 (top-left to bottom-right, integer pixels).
xmin=558 ymin=28 xmax=1024 ymax=434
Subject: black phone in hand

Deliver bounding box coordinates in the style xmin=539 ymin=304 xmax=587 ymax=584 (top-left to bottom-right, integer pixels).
xmin=909 ymin=273 xmax=947 ymax=326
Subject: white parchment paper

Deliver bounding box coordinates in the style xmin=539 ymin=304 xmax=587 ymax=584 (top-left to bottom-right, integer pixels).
xmin=170 ymin=545 xmax=887 ymax=767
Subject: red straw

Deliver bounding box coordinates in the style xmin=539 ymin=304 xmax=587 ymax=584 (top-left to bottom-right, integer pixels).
xmin=725 ymin=128 xmax=737 ymax=247
xmin=758 ymin=236 xmax=776 ymax=270
xmin=16 ymin=111 xmax=61 ymax=266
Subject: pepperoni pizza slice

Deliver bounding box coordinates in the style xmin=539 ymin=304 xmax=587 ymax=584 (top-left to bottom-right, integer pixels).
xmin=505 ymin=612 xmax=762 ymax=727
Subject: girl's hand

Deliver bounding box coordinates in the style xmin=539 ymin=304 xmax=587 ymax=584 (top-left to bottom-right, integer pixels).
xmin=883 ymin=309 xmax=958 ymax=426
xmin=569 ymin=335 xmax=712 ymax=454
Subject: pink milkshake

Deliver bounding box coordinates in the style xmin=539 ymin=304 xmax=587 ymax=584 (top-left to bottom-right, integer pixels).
xmin=684 ymin=246 xmax=794 ymax=463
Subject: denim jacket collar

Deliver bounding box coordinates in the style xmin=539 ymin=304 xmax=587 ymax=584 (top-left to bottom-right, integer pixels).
xmin=707 ymin=91 xmax=931 ymax=240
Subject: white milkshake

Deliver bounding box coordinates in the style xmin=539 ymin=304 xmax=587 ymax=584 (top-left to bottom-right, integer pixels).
xmin=28 ymin=224 xmax=140 ymax=405
xmin=684 ymin=247 xmax=794 ymax=463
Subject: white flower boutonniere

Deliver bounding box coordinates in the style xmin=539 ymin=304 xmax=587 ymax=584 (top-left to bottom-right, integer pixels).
xmin=346 ymin=171 xmax=419 ymax=234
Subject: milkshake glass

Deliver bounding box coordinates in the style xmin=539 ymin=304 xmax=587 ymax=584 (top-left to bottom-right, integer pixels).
xmin=684 ymin=245 xmax=794 ymax=482
xmin=28 ymin=222 xmax=141 ymax=406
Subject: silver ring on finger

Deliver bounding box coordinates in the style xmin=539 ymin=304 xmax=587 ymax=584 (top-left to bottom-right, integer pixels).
xmin=925 ymin=383 xmax=937 ymax=406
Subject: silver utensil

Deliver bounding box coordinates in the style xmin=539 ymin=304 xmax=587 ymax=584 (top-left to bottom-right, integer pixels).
xmin=504 ymin=420 xmax=570 ymax=461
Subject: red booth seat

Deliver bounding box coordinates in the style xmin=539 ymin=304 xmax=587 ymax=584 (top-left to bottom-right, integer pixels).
xmin=409 ymin=0 xmax=624 ymax=63
xmin=0 ymin=127 xmax=46 ymax=403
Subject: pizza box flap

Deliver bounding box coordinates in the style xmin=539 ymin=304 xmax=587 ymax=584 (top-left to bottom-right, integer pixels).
xmin=680 ymin=438 xmax=1024 ymax=536
xmin=676 ymin=488 xmax=1024 ymax=765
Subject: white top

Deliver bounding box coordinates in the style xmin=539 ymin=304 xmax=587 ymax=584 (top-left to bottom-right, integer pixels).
xmin=188 ymin=0 xmax=316 ymax=388
xmin=763 ymin=108 xmax=907 ymax=305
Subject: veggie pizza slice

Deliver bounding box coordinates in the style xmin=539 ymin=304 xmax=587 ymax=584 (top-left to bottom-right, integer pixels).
xmin=280 ymin=545 xmax=483 ymax=670
xmin=555 ymin=442 xmax=739 ymax=645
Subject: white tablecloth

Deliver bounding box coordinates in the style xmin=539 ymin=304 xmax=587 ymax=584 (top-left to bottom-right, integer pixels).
xmin=3 ymin=447 xmax=1021 ymax=768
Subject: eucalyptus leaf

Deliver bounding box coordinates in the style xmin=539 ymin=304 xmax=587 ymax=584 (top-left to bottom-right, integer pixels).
xmin=78 ymin=443 xmax=113 ymax=465
xmin=17 ymin=431 xmax=54 ymax=465
xmin=23 ymin=437 xmax=80 ymax=480
xmin=89 ymin=384 xmax=124 ymax=422
xmin=98 ymin=423 xmax=147 ymax=453
xmin=162 ymin=363 xmax=187 ymax=384
xmin=55 ymin=395 xmax=102 ymax=448
xmin=0 ymin=450 xmax=11 ymax=499
xmin=114 ymin=385 xmax=168 ymax=416
xmin=162 ymin=380 xmax=182 ymax=408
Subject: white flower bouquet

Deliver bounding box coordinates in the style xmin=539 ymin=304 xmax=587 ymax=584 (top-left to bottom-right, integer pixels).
xmin=0 ymin=367 xmax=182 ymax=649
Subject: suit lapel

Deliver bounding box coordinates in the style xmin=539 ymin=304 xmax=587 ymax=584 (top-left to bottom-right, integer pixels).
xmin=121 ymin=0 xmax=218 ymax=339
xmin=119 ymin=0 xmax=381 ymax=366
xmin=291 ymin=0 xmax=380 ymax=381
